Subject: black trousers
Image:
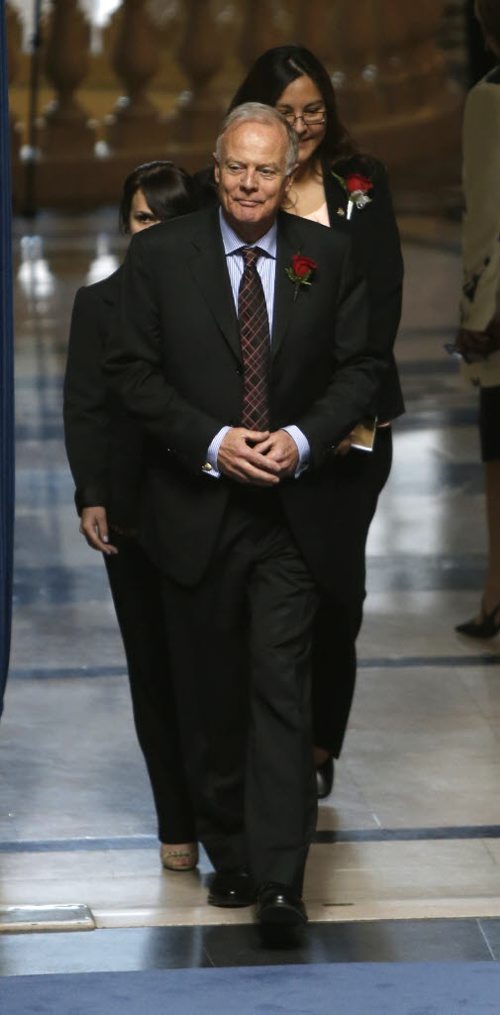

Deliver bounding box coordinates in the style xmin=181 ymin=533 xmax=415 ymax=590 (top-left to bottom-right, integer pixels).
xmin=104 ymin=533 xmax=195 ymax=844
xmin=161 ymin=489 xmax=319 ymax=893
xmin=312 ymin=428 xmax=393 ymax=756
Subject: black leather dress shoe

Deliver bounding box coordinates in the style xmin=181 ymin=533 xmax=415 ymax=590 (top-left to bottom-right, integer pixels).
xmin=316 ymin=756 xmax=334 ymax=799
xmin=256 ymin=883 xmax=308 ymax=927
xmin=207 ymin=869 xmax=256 ymax=908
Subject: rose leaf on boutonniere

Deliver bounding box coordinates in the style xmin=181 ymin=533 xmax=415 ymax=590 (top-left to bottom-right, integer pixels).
xmin=331 ymin=170 xmax=374 ymax=219
xmin=285 ymin=253 xmax=317 ymax=302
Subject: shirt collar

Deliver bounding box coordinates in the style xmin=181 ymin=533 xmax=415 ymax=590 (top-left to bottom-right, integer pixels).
xmin=219 ymin=208 xmax=277 ymax=259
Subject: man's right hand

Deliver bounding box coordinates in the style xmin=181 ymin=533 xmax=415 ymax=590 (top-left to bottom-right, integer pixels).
xmin=80 ymin=506 xmax=118 ymax=554
xmin=217 ymin=429 xmax=281 ymax=486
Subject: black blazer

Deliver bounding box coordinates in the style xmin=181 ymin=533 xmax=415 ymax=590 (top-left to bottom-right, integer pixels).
xmin=105 ymin=205 xmax=386 ymax=591
xmin=195 ymin=155 xmax=405 ymax=422
xmin=323 ymin=157 xmax=404 ymax=421
xmin=63 ymin=267 xmax=143 ymax=529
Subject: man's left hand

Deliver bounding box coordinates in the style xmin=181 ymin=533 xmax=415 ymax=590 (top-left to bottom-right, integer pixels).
xmin=258 ymin=430 xmax=299 ymax=478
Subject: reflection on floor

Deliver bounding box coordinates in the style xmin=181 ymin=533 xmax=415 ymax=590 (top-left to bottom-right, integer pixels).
xmin=2 ymin=208 xmax=500 ymax=976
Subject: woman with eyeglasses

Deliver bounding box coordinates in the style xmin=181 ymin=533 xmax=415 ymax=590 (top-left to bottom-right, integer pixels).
xmin=196 ymin=45 xmax=404 ymax=798
xmin=64 ymin=161 xmax=199 ymax=871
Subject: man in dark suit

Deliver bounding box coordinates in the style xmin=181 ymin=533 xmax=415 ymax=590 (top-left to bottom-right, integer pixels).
xmin=106 ymin=103 xmax=384 ymax=930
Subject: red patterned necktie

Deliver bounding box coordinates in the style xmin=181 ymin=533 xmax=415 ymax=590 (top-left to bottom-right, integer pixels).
xmin=238 ymin=246 xmax=270 ymax=431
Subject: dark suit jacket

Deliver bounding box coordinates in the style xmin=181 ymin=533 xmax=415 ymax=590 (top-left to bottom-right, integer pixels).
xmin=105 ymin=205 xmax=385 ymax=591
xmin=63 ymin=267 xmax=143 ymax=529
xmin=323 ymin=157 xmax=404 ymax=421
xmin=195 ymin=155 xmax=405 ymax=422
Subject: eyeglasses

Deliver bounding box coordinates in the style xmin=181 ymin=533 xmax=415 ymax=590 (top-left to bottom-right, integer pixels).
xmin=278 ymin=109 xmax=326 ymax=126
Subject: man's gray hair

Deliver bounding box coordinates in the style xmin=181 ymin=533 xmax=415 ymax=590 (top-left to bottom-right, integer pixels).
xmin=214 ymin=102 xmax=298 ymax=175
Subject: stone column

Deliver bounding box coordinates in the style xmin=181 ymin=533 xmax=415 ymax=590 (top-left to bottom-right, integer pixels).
xmin=239 ymin=0 xmax=297 ymax=70
xmin=298 ymin=0 xmax=462 ymax=193
xmin=37 ymin=0 xmax=95 ymax=158
xmin=105 ymin=0 xmax=165 ymax=154
xmin=297 ymin=2 xmax=336 ymax=73
xmin=169 ymin=0 xmax=229 ymax=163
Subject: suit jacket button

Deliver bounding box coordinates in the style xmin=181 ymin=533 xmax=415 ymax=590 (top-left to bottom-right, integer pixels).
xmin=202 ymin=462 xmax=213 ymax=472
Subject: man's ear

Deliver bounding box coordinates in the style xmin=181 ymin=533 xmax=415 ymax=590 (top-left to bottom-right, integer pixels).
xmin=212 ymin=153 xmax=220 ymax=184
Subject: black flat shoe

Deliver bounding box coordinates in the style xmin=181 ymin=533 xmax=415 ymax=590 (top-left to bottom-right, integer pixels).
xmin=455 ymin=600 xmax=500 ymax=639
xmin=207 ymin=869 xmax=256 ymax=908
xmin=316 ymin=756 xmax=334 ymax=799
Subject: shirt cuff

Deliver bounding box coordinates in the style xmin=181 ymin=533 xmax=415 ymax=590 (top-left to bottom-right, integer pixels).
xmin=282 ymin=425 xmax=310 ymax=478
xmin=203 ymin=426 xmax=231 ymax=478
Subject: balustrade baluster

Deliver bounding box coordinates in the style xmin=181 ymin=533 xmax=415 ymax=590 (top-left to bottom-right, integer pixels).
xmin=169 ymin=0 xmax=228 ymax=163
xmin=297 ymin=1 xmax=337 ymax=72
xmin=105 ymin=0 xmax=164 ymax=154
xmin=9 ymin=1 xmax=463 ymax=210
xmin=239 ymin=0 xmax=296 ymax=70
xmin=38 ymin=0 xmax=95 ymax=158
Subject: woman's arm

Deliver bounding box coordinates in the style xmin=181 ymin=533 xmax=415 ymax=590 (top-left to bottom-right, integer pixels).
xmin=63 ymin=284 xmax=111 ymax=514
xmin=349 ymin=160 xmax=404 ymax=364
xmin=460 ymin=82 xmax=500 ymax=332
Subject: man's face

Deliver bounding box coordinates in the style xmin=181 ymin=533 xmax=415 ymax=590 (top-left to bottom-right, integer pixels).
xmin=214 ymin=120 xmax=293 ymax=242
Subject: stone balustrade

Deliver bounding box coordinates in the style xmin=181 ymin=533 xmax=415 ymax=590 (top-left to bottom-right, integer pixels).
xmin=7 ymin=0 xmax=464 ymax=212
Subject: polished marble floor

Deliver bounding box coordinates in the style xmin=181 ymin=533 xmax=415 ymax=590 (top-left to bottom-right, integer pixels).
xmin=2 ymin=207 xmax=500 ymax=977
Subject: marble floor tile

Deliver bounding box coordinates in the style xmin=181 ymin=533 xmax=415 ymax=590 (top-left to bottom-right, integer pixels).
xmin=0 ymin=918 xmax=496 ymax=977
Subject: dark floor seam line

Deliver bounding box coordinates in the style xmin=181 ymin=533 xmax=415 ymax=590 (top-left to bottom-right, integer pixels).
xmin=314 ymin=826 xmax=500 ymax=843
xmin=358 ymin=655 xmax=500 ymax=669
xmin=0 ymin=836 xmax=159 ymax=853
xmin=8 ymin=666 xmax=129 ymax=679
xmin=4 ymin=826 xmax=500 ymax=854
xmin=8 ymin=655 xmax=500 ymax=681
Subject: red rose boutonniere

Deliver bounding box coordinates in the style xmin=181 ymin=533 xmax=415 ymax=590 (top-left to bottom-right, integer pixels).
xmin=285 ymin=253 xmax=317 ymax=302
xmin=332 ymin=170 xmax=373 ymax=219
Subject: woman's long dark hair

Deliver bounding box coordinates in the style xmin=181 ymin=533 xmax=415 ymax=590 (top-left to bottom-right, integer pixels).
xmin=476 ymin=0 xmax=500 ymax=48
xmin=228 ymin=45 xmax=357 ymax=166
xmin=119 ymin=160 xmax=197 ymax=233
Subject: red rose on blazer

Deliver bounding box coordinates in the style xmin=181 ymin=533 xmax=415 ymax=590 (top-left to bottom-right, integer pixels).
xmin=286 ymin=253 xmax=317 ymax=301
xmin=332 ymin=169 xmax=374 ymax=218
xmin=291 ymin=254 xmax=317 ymax=279
xmin=345 ymin=173 xmax=373 ymax=195
xmin=283 ymin=253 xmax=316 ymax=300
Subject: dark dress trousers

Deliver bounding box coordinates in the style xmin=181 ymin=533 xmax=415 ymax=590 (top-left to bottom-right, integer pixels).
xmin=105 ymin=205 xmax=385 ymax=888
xmin=314 ymin=158 xmax=404 ymax=755
xmin=195 ymin=160 xmax=404 ymax=756
xmin=63 ymin=268 xmax=195 ymax=845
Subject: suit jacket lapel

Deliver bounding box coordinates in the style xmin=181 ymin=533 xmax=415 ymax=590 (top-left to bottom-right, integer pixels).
xmin=323 ymin=167 xmax=347 ymax=223
xmin=271 ymin=212 xmax=303 ymax=361
xmin=187 ymin=208 xmax=308 ymax=366
xmin=188 ymin=208 xmax=242 ymax=365
xmin=323 ymin=160 xmax=356 ymax=228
